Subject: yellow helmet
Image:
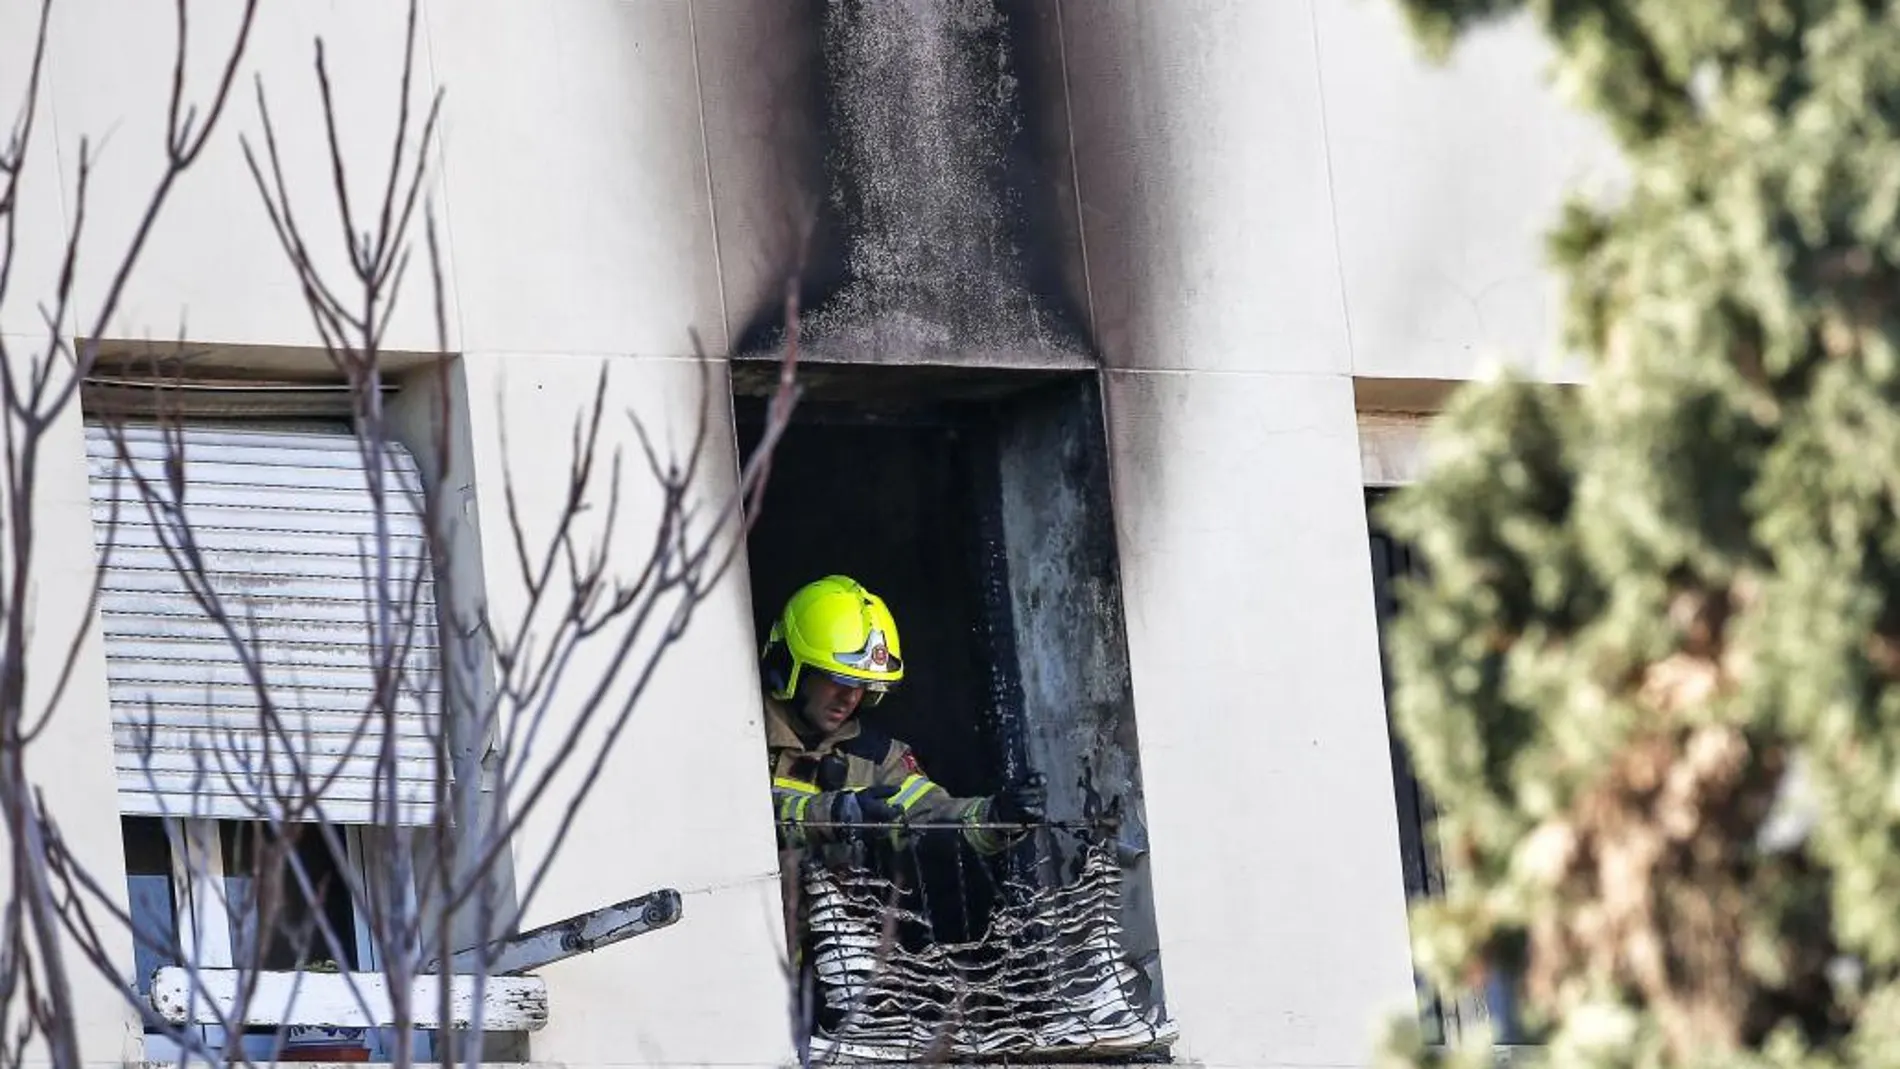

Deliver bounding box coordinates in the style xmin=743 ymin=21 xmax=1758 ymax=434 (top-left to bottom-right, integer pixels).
xmin=762 ymin=575 xmax=905 ymax=704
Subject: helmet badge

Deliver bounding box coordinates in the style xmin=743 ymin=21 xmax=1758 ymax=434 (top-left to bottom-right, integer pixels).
xmin=864 ymin=626 xmax=891 ymax=671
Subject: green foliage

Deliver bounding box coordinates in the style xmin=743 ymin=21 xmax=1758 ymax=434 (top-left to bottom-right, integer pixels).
xmin=1378 ymin=1 xmax=1900 ymax=1066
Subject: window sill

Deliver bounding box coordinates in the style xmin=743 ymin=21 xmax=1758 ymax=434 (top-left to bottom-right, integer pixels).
xmin=1423 ymin=1042 xmax=1543 ymax=1066
xmin=135 ymin=1064 xmax=559 ymax=1069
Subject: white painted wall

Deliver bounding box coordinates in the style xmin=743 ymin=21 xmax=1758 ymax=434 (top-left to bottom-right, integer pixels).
xmin=427 ymin=3 xmax=725 ymax=360
xmin=1055 ymin=0 xmax=1616 ymax=387
xmin=0 ymin=6 xmax=149 ymax=1066
xmin=1 ymin=1 xmax=1615 ymax=1065
xmin=459 ymin=353 xmax=791 ymax=1067
xmin=47 ymin=0 xmax=451 ymax=353
xmin=1105 ymin=370 xmax=1420 ymax=1066
xmin=0 ymin=0 xmax=70 ymax=343
xmin=0 ymin=372 xmax=142 ymax=1069
xmin=1059 ymin=1 xmax=1357 ymax=378
xmin=1312 ymin=0 xmax=1621 ymax=384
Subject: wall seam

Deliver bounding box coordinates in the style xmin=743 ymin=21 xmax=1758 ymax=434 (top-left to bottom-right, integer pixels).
xmin=1051 ymin=0 xmax=1098 ymax=345
xmin=1306 ymin=0 xmax=1358 ymax=374
xmin=418 ymin=0 xmax=466 ymax=352
xmin=686 ymin=1 xmax=733 ymax=358
xmin=1100 ymin=366 xmax=1352 ymax=381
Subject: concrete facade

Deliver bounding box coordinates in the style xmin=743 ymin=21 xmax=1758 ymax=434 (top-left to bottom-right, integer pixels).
xmin=0 ymin=2 xmax=1617 ymax=1066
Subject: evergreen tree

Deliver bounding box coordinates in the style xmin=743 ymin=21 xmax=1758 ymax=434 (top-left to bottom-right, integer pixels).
xmin=1377 ymin=2 xmax=1900 ymax=1066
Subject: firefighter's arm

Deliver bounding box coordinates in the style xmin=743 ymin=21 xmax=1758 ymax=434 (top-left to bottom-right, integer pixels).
xmin=771 ymin=777 xmax=865 ymax=848
xmin=872 ymin=745 xmax=1017 ymax=855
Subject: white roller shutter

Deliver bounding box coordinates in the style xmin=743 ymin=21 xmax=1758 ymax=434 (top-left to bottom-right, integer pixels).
xmin=85 ymin=421 xmax=442 ymax=824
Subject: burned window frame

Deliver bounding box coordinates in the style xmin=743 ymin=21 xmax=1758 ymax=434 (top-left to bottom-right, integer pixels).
xmin=733 ymin=364 xmax=1174 ymax=1062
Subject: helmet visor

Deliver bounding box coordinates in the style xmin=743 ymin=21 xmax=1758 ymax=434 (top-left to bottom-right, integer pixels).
xmin=819 ymin=670 xmax=895 ymax=694
xmin=828 ymin=627 xmax=902 ymax=679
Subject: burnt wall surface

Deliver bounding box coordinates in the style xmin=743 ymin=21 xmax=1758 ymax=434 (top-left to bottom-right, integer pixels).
xmin=741 ymin=0 xmax=1089 ymax=367
xmin=993 ymin=376 xmax=1163 ymax=1004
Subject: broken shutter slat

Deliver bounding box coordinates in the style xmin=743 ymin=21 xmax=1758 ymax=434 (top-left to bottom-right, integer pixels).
xmin=85 ymin=421 xmax=443 ymax=825
xmin=148 ymin=968 xmax=548 ymax=1031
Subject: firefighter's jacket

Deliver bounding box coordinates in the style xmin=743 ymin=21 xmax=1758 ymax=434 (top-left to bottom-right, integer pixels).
xmin=763 ymin=698 xmax=1009 ymax=856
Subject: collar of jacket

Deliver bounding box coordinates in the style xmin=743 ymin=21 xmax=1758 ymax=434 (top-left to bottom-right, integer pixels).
xmin=763 ymin=696 xmax=862 ymax=753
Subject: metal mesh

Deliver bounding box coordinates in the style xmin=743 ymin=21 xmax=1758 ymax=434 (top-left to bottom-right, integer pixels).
xmin=799 ymin=837 xmax=1177 ymax=1062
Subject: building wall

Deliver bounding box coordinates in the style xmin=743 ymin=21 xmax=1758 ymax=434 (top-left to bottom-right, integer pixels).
xmin=1050 ymin=3 xmax=1614 ymax=1064
xmin=457 ymin=353 xmax=791 ymax=1067
xmin=3 ymin=1 xmax=1614 ymax=1066
xmin=0 ymin=364 xmax=143 ymax=1069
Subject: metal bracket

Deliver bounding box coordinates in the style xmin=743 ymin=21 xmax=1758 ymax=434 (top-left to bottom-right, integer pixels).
xmin=428 ymin=888 xmax=683 ymax=976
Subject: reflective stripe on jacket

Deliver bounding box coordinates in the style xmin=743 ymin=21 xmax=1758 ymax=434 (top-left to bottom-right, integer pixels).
xmin=763 ymin=698 xmax=1007 ymax=855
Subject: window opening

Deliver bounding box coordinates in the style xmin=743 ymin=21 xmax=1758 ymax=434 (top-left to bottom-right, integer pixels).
xmin=735 ymin=367 xmax=1174 ymax=1062
xmin=220 ymin=821 xmax=361 ymax=973
xmin=123 ymin=817 xmax=177 ymax=1001
xmin=1366 ymin=488 xmax=1528 ymax=1046
xmin=87 ymin=373 xmax=446 ymax=1061
xmin=124 ymin=816 xmax=423 ymax=1062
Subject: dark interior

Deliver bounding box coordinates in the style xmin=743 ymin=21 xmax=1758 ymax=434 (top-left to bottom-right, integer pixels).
xmin=736 ymin=415 xmax=1012 ymax=799
xmin=736 ymin=393 xmax=1035 ymax=946
xmin=735 ymin=368 xmax=1172 ymax=1054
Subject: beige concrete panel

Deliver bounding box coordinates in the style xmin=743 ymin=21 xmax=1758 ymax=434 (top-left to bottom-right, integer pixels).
xmin=427 ymin=2 xmax=724 ymax=359
xmin=460 ymin=352 xmax=791 ymax=1065
xmin=691 ymin=0 xmax=828 ymax=351
xmin=1314 ymin=2 xmax=1619 ymax=384
xmin=1059 ymin=2 xmax=1352 ymax=374
xmin=0 ymin=5 xmax=77 ymax=342
xmin=51 ymin=1 xmax=456 ymax=354
xmin=1 ymin=339 xmax=141 ymax=1063
xmin=1103 ymin=368 xmax=1414 ymax=1065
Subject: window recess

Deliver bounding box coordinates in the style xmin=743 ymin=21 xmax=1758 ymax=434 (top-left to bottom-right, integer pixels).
xmin=733 ymin=363 xmax=1174 ymax=1063
xmin=83 ymin=374 xmax=457 ymax=1061
xmin=1366 ymin=487 xmax=1530 ymax=1048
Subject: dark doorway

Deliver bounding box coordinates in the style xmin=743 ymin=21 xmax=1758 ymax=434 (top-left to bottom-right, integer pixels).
xmin=735 ymin=417 xmax=1013 ymax=799
xmin=736 ymin=393 xmax=1033 ymax=948
xmin=735 ymin=365 xmax=1170 ymax=1054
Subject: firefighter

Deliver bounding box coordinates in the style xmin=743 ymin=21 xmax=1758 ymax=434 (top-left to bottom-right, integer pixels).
xmin=760 ymin=574 xmax=1046 ymax=857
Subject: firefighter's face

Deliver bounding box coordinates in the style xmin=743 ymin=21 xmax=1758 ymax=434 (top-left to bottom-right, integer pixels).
xmin=799 ymin=674 xmax=865 ymax=734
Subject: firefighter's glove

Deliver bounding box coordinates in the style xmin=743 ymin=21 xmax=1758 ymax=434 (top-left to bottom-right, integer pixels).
xmin=821 ymin=785 xmax=903 ymax=834
xmin=852 ymin=784 xmax=904 ymax=826
xmin=991 ymin=772 xmax=1048 ymax=826
xmin=815 ymin=753 xmax=851 ymax=792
